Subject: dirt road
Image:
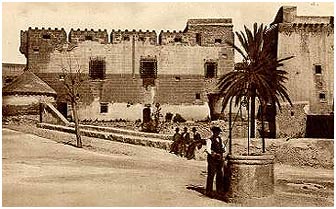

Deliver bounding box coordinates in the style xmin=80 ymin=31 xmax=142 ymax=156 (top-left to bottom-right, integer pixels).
xmin=2 ymin=128 xmax=333 ymax=206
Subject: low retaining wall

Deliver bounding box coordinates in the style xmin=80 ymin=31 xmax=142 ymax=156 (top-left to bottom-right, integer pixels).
xmin=37 ymin=123 xmax=172 ymax=151
xmin=37 ymin=123 xmax=334 ymax=169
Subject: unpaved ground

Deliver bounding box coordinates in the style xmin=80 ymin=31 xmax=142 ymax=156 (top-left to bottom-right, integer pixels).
xmin=2 ymin=128 xmax=334 ymax=206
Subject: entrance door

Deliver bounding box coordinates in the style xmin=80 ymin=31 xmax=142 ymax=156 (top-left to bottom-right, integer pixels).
xmin=143 ymin=107 xmax=151 ymax=123
xmin=58 ymin=102 xmax=68 ymax=118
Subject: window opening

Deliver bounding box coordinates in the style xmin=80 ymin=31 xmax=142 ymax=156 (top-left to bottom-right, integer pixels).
xmin=140 ymin=58 xmax=157 ymax=87
xmin=174 ymin=37 xmax=182 ymax=43
xmin=100 ymin=103 xmax=108 ymax=113
xmin=85 ymin=35 xmax=93 ymax=41
xmin=315 ymin=65 xmax=322 ymax=74
xmin=205 ymin=62 xmax=217 ymax=78
xmin=89 ymin=57 xmax=106 ymax=80
xmin=319 ymin=93 xmax=326 ymax=100
xmin=59 ymin=75 xmax=65 ymax=81
xmin=215 ymin=39 xmax=222 ymax=44
xmin=42 ymin=34 xmax=51 ymax=39
xmin=196 ymin=33 xmax=201 ymax=46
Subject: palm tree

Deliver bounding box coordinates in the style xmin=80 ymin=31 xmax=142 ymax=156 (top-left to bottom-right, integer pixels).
xmin=217 ymin=23 xmax=294 ymax=146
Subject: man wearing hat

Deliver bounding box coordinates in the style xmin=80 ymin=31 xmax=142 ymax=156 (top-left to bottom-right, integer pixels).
xmin=186 ymin=127 xmax=203 ymax=159
xmin=205 ymin=126 xmax=227 ymax=197
xmin=170 ymin=127 xmax=182 ymax=155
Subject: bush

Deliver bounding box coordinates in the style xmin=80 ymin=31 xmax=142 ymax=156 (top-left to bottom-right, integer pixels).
xmin=173 ymin=113 xmax=186 ymax=123
xmin=165 ymin=112 xmax=173 ymax=123
xmin=141 ymin=120 xmax=158 ymax=133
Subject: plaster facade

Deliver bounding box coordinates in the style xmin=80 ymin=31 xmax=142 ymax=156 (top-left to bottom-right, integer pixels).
xmin=271 ymin=6 xmax=334 ymax=115
xmin=19 ymin=19 xmax=234 ymax=121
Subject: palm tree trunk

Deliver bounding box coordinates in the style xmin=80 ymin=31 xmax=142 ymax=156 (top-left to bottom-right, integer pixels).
xmin=71 ymin=101 xmax=82 ymax=148
xmin=261 ymin=102 xmax=265 ymax=153
xmin=269 ymin=103 xmax=277 ymax=139
xmin=250 ymin=88 xmax=256 ymax=138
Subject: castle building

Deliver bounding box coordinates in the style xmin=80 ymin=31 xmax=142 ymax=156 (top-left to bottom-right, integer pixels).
xmin=270 ymin=6 xmax=334 ymax=115
xmin=19 ymin=19 xmax=234 ymax=121
xmin=15 ymin=6 xmax=334 ymax=126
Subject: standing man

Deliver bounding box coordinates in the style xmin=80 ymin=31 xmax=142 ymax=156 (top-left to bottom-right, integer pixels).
xmin=186 ymin=127 xmax=203 ymax=160
xmin=205 ymin=126 xmax=227 ymax=197
xmin=180 ymin=127 xmax=190 ymax=157
xmin=170 ymin=127 xmax=181 ymax=155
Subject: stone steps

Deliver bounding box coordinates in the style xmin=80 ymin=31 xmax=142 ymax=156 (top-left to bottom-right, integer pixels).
xmin=75 ymin=123 xmax=172 ymax=140
xmin=37 ymin=123 xmax=172 ymax=151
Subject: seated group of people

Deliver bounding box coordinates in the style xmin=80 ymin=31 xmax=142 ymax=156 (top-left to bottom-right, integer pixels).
xmin=170 ymin=127 xmax=206 ymax=159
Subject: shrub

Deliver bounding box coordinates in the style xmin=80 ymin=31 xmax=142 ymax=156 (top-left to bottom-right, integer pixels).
xmin=173 ymin=113 xmax=186 ymax=123
xmin=165 ymin=112 xmax=173 ymax=123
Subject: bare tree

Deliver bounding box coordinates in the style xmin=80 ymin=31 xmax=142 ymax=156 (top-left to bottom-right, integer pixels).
xmin=58 ymin=45 xmax=84 ymax=148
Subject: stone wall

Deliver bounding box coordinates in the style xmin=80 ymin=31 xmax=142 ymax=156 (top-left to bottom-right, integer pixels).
xmin=273 ymin=6 xmax=334 ymax=115
xmin=21 ymin=28 xmax=67 ymax=73
xmin=20 ymin=18 xmax=235 ymax=120
xmin=2 ymin=95 xmax=55 ymax=116
xmin=276 ymin=101 xmax=309 ymax=138
xmin=77 ymin=99 xmax=210 ymax=121
xmin=69 ymin=29 xmax=108 ymax=44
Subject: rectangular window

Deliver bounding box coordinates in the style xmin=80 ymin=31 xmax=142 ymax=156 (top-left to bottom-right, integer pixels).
xmin=315 ymin=65 xmax=322 ymax=74
xmin=140 ymin=58 xmax=157 ymax=86
xmin=195 ymin=93 xmax=201 ymax=100
xmin=205 ymin=62 xmax=217 ymax=78
xmin=5 ymin=77 xmax=13 ymax=83
xmin=42 ymin=34 xmax=51 ymax=39
xmin=215 ymin=39 xmax=222 ymax=44
xmin=89 ymin=57 xmax=106 ymax=80
xmin=196 ymin=33 xmax=201 ymax=46
xmin=319 ymin=93 xmax=326 ymax=100
xmin=100 ymin=103 xmax=108 ymax=113
xmin=174 ymin=37 xmax=182 ymax=43
xmin=59 ymin=74 xmax=65 ymax=81
xmin=85 ymin=35 xmax=93 ymax=41
xmin=33 ymin=47 xmax=39 ymax=53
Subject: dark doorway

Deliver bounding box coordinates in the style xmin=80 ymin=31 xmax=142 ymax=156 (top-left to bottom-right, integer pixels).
xmin=58 ymin=102 xmax=68 ymax=118
xmin=143 ymin=107 xmax=151 ymax=123
xmin=306 ymin=115 xmax=334 ymax=139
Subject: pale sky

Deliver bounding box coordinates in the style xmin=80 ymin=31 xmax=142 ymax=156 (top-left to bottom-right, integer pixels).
xmin=2 ymin=1 xmax=334 ymax=64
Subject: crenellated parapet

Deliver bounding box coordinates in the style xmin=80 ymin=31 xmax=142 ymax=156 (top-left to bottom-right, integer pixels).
xmin=183 ymin=18 xmax=234 ymax=47
xmin=20 ymin=27 xmax=67 ymax=72
xmin=110 ymin=29 xmax=157 ymax=45
xmin=278 ymin=22 xmax=334 ymax=36
xmin=159 ymin=30 xmax=190 ymax=45
xmin=69 ymin=28 xmax=108 ymax=44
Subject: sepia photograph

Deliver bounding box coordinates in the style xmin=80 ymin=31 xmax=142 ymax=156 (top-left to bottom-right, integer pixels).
xmin=2 ymin=1 xmax=334 ymax=207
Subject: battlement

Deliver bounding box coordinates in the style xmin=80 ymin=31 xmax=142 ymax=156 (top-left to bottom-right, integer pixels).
xmin=69 ymin=28 xmax=108 ymax=44
xmin=187 ymin=18 xmax=233 ymax=26
xmin=110 ymin=29 xmax=157 ymax=45
xmin=159 ymin=30 xmax=189 ymax=45
xmin=27 ymin=27 xmax=66 ymax=32
xmin=278 ymin=22 xmax=334 ymax=34
xmin=272 ymin=6 xmax=334 ymax=25
xmin=20 ymin=27 xmax=67 ymax=57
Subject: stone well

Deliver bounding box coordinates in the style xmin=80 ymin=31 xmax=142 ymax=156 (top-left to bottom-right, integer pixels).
xmin=224 ymin=154 xmax=275 ymax=203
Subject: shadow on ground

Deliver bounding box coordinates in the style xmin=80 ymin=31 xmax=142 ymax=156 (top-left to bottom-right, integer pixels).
xmin=186 ymin=184 xmax=227 ymax=202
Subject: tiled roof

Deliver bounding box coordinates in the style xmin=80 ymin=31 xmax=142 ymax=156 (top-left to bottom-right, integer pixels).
xmin=3 ymin=70 xmax=57 ymax=96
